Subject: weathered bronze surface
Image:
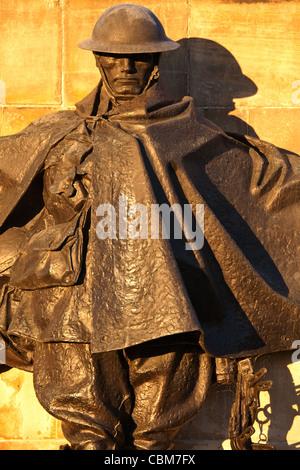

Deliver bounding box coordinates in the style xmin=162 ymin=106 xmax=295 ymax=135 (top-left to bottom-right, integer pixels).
xmin=77 ymin=4 xmax=180 ymax=53
xmin=0 ymin=3 xmax=299 ymax=450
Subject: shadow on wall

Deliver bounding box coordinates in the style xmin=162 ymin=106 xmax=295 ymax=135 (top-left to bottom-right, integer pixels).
xmin=254 ymin=352 xmax=300 ymax=450
xmin=159 ymin=38 xmax=258 ymax=137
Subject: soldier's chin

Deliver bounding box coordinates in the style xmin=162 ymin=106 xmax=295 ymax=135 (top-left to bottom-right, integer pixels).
xmin=113 ymin=82 xmax=142 ymax=97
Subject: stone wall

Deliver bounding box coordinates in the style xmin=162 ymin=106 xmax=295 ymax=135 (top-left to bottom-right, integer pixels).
xmin=0 ymin=0 xmax=299 ymax=450
xmin=1 ymin=0 xmax=300 ymax=152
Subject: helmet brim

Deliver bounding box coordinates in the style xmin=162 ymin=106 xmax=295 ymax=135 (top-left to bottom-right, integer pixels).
xmin=77 ymin=37 xmax=180 ymax=54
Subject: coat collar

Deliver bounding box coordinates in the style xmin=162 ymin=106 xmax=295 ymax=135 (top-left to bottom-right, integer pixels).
xmin=74 ymin=80 xmax=182 ymax=120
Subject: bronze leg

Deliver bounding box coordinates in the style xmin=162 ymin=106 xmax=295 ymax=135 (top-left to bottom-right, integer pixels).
xmin=126 ymin=337 xmax=213 ymax=450
xmin=33 ymin=342 xmax=133 ymax=450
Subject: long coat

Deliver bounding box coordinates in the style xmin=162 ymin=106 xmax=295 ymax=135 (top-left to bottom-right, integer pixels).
xmin=0 ymin=81 xmax=299 ymax=369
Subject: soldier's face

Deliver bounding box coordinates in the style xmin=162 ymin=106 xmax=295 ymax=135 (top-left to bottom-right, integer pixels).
xmin=95 ymin=53 xmax=156 ymax=98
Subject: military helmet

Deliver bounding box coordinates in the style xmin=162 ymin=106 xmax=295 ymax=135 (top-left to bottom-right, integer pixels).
xmin=78 ymin=4 xmax=180 ymax=54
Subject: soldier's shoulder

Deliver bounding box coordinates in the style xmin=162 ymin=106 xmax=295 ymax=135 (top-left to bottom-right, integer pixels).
xmin=30 ymin=109 xmax=81 ymax=129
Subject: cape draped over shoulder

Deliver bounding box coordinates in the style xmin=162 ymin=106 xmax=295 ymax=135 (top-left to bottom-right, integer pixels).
xmin=0 ymin=82 xmax=299 ymax=369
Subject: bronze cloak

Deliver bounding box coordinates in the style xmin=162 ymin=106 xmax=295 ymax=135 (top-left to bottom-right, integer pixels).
xmin=0 ymin=82 xmax=299 ymax=369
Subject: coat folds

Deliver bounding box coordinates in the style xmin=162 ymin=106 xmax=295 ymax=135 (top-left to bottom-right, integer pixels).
xmin=0 ymin=81 xmax=299 ymax=370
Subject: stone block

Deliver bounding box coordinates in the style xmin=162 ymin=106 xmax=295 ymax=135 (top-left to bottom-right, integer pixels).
xmin=247 ymin=107 xmax=300 ymax=155
xmin=0 ymin=439 xmax=66 ymax=450
xmin=1 ymin=106 xmax=61 ymax=136
xmin=0 ymin=0 xmax=62 ymax=105
xmin=0 ymin=369 xmax=58 ymax=440
xmin=189 ymin=0 xmax=300 ymax=108
xmin=0 ymin=107 xmax=3 ymax=135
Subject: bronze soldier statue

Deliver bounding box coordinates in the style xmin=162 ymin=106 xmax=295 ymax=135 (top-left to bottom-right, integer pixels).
xmin=0 ymin=4 xmax=299 ymax=450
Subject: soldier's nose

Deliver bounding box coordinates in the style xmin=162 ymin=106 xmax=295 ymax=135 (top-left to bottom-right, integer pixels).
xmin=120 ymin=58 xmax=136 ymax=73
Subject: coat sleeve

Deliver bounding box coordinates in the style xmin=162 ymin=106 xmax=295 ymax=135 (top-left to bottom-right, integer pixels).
xmin=2 ymin=118 xmax=92 ymax=290
xmin=0 ymin=111 xmax=82 ymax=228
xmin=0 ymin=111 xmax=84 ymax=286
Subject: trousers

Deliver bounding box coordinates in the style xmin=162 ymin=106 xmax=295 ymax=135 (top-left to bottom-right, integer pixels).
xmin=33 ymin=334 xmax=212 ymax=450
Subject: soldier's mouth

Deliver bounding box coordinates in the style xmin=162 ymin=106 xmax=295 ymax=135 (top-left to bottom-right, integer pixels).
xmin=115 ymin=78 xmax=139 ymax=85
